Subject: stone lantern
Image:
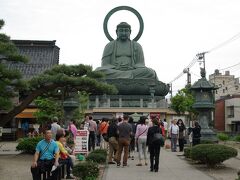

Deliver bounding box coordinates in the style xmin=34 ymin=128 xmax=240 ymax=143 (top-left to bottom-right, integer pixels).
xmin=63 ymin=96 xmax=79 ymax=126
xmin=190 ymin=68 xmax=218 ymax=141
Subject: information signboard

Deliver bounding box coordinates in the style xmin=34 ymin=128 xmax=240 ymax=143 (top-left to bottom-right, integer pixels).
xmin=74 ymin=130 xmax=89 ymax=154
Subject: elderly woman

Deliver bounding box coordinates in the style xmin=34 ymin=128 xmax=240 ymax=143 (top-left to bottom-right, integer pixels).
xmin=56 ymin=133 xmax=74 ymax=179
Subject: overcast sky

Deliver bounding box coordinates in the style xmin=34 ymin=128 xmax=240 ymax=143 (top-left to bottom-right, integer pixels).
xmin=1 ymin=0 xmax=240 ymax=97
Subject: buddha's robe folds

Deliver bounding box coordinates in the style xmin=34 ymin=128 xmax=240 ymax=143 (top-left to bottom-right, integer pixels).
xmin=95 ymin=40 xmax=158 ymax=80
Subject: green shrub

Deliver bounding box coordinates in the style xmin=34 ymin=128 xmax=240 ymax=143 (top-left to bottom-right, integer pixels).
xmin=85 ymin=177 xmax=97 ymax=180
xmin=217 ymin=133 xmax=229 ymax=141
xmin=16 ymin=137 xmax=43 ymax=154
xmin=200 ymin=140 xmax=215 ymax=144
xmin=86 ymin=152 xmax=106 ymax=164
xmin=235 ymin=135 xmax=240 ymax=142
xmin=184 ymin=147 xmax=192 ymax=158
xmin=72 ymin=161 xmax=99 ymax=180
xmin=191 ymin=144 xmax=238 ymax=167
xmin=91 ymin=149 xmax=107 ymax=156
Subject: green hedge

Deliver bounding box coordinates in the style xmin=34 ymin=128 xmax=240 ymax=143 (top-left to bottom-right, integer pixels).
xmin=16 ymin=137 xmax=43 ymax=154
xmin=200 ymin=140 xmax=215 ymax=144
xmin=184 ymin=147 xmax=192 ymax=158
xmin=86 ymin=152 xmax=106 ymax=164
xmin=91 ymin=149 xmax=108 ymax=156
xmin=72 ymin=161 xmax=99 ymax=180
xmin=217 ymin=133 xmax=229 ymax=141
xmin=191 ymin=144 xmax=238 ymax=167
xmin=235 ymin=135 xmax=240 ymax=142
xmin=85 ymin=149 xmax=107 ymax=164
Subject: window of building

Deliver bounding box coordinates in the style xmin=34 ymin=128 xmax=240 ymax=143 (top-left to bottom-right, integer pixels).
xmin=223 ymin=80 xmax=225 ymax=85
xmin=215 ymin=90 xmax=218 ymax=94
xmin=223 ymin=89 xmax=225 ymax=93
xmin=226 ymin=87 xmax=228 ymax=90
xmin=227 ymin=106 xmax=234 ymax=118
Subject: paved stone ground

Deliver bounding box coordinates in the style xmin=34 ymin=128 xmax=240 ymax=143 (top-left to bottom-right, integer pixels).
xmin=103 ymin=148 xmax=215 ymax=180
xmin=0 ymin=141 xmax=21 ymax=155
xmin=0 ymin=141 xmax=239 ymax=180
xmin=0 ymin=154 xmax=32 ymax=180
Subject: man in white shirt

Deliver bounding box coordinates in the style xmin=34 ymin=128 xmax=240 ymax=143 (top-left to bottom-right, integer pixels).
xmin=169 ymin=119 xmax=179 ymax=152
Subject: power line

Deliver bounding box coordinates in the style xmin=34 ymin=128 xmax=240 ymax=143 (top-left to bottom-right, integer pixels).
xmin=168 ymin=56 xmax=198 ymax=84
xmin=208 ymin=31 xmax=240 ymax=53
xmin=169 ymin=30 xmax=240 ymax=91
xmin=219 ymin=62 xmax=240 ymax=71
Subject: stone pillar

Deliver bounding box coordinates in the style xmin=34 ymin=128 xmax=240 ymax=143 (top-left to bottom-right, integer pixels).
xmin=95 ymin=96 xmax=99 ymax=108
xmin=119 ymin=97 xmax=122 ymax=108
xmin=140 ymin=98 xmax=143 ymax=108
xmin=151 ymin=98 xmax=154 ymax=107
xmin=107 ymin=97 xmax=111 ymax=108
xmin=87 ymin=101 xmax=90 ymax=109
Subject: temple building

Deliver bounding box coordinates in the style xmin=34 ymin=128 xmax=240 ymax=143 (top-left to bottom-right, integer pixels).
xmin=2 ymin=40 xmax=59 ymax=140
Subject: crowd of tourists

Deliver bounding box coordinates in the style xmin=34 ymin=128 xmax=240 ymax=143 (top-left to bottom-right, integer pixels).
xmin=30 ymin=115 xmax=201 ymax=179
xmin=82 ymin=114 xmax=202 ymax=172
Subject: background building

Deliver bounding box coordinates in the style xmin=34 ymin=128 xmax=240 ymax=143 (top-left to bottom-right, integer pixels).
xmin=2 ymin=40 xmax=59 ymax=140
xmin=215 ymin=95 xmax=240 ymax=133
xmin=209 ymin=69 xmax=240 ymax=100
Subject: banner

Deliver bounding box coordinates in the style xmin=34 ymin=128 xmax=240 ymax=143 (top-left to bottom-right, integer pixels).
xmin=75 ymin=130 xmax=89 ymax=154
xmin=150 ymin=112 xmax=160 ymax=119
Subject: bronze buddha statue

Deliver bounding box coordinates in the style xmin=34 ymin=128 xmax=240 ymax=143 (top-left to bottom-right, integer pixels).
xmin=95 ymin=22 xmax=169 ymax=96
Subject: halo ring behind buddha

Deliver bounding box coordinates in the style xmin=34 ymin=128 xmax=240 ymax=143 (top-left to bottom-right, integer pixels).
xmin=103 ymin=6 xmax=144 ymax=42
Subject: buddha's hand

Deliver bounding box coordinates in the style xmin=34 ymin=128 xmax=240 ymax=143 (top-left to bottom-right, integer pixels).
xmin=116 ymin=66 xmax=134 ymax=71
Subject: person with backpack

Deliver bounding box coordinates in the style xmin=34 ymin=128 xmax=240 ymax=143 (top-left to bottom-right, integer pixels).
xmin=147 ymin=118 xmax=163 ymax=172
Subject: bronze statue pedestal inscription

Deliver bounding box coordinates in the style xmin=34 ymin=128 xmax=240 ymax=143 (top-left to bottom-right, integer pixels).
xmin=95 ymin=6 xmax=169 ymax=96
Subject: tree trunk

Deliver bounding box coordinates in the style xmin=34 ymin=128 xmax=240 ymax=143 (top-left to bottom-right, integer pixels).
xmin=0 ymin=84 xmax=57 ymax=127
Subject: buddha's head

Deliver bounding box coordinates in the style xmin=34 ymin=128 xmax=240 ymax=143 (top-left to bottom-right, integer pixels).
xmin=116 ymin=22 xmax=131 ymax=41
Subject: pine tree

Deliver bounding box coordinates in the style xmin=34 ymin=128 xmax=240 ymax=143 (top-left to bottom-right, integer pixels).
xmin=0 ymin=20 xmax=117 ymax=126
xmin=0 ymin=19 xmax=28 ymax=111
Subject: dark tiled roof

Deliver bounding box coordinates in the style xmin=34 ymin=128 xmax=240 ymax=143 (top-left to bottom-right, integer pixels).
xmin=6 ymin=40 xmax=60 ymax=79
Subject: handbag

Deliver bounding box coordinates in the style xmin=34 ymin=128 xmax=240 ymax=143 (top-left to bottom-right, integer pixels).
xmin=152 ymin=133 xmax=165 ymax=147
xmin=60 ymin=152 xmax=68 ymax=159
xmin=102 ymin=133 xmax=109 ymax=142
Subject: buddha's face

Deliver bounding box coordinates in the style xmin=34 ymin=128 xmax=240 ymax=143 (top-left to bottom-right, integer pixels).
xmin=116 ymin=27 xmax=131 ymax=41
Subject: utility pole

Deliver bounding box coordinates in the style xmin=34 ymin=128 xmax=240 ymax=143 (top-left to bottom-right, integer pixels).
xmin=197 ymin=52 xmax=208 ymax=72
xmin=170 ymin=83 xmax=173 ymax=98
xmin=183 ymin=68 xmax=191 ymax=86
